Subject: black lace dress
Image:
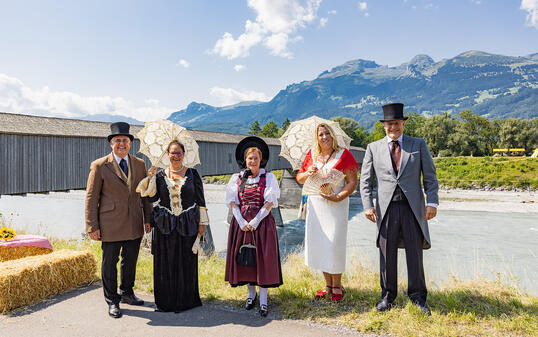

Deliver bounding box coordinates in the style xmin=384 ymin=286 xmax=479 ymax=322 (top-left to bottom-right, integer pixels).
xmin=145 ymin=168 xmax=205 ymax=312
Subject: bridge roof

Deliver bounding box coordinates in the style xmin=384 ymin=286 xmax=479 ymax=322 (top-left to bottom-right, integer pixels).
xmin=0 ymin=112 xmax=280 ymax=145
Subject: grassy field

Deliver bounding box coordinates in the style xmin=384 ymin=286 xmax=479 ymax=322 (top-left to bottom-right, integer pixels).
xmin=51 ymin=238 xmax=538 ymax=337
xmin=434 ymin=157 xmax=538 ymax=190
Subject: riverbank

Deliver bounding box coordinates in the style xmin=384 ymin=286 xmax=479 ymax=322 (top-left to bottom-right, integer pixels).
xmin=438 ymin=188 xmax=537 ymax=213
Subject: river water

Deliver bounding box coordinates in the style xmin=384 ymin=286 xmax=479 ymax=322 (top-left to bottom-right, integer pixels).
xmin=1 ymin=190 xmax=537 ymax=296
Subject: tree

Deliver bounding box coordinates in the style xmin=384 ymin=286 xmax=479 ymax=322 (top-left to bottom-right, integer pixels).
xmin=260 ymin=121 xmax=279 ymax=138
xmin=331 ymin=116 xmax=359 ymax=139
xmin=369 ymin=121 xmax=386 ymax=142
xmin=417 ymin=112 xmax=457 ymax=156
xmin=403 ymin=112 xmax=426 ymax=138
xmin=281 ymin=118 xmax=291 ymax=132
xmin=248 ymin=120 xmax=261 ymax=135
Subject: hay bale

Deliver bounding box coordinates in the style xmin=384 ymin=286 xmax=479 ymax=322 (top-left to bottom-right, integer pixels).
xmin=0 ymin=249 xmax=97 ymax=312
xmin=0 ymin=246 xmax=52 ymax=262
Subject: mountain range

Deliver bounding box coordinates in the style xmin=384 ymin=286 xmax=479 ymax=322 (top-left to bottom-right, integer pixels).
xmin=168 ymin=50 xmax=538 ymax=133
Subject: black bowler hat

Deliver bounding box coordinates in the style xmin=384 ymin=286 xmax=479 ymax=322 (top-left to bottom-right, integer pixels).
xmin=380 ymin=103 xmax=408 ymax=122
xmin=235 ymin=136 xmax=270 ymax=169
xmin=107 ymin=122 xmax=134 ymax=142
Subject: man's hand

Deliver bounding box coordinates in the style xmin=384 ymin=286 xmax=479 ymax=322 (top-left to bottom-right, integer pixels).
xmin=364 ymin=208 xmax=378 ymax=223
xmin=89 ymin=229 xmax=101 ymax=241
xmin=144 ymin=223 xmax=151 ymax=233
xmin=425 ymin=206 xmax=437 ymax=220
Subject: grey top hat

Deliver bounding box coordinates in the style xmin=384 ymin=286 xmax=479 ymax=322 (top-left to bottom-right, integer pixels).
xmin=380 ymin=103 xmax=408 ymax=122
xmin=108 ymin=122 xmax=134 ymax=142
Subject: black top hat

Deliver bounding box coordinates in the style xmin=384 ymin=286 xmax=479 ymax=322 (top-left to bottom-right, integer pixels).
xmin=380 ymin=103 xmax=408 ymax=122
xmin=235 ymin=136 xmax=270 ymax=169
xmin=107 ymin=122 xmax=134 ymax=142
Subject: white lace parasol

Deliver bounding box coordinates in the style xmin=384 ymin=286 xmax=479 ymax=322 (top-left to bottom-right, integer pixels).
xmin=136 ymin=120 xmax=200 ymax=168
xmin=279 ymin=115 xmax=352 ymax=170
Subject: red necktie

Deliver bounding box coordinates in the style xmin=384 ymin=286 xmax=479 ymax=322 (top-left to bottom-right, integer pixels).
xmin=390 ymin=140 xmax=401 ymax=174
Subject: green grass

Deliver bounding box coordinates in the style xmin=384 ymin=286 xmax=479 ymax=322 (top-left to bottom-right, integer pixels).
xmin=51 ymin=239 xmax=538 ymax=337
xmin=434 ymin=157 xmax=538 ymax=190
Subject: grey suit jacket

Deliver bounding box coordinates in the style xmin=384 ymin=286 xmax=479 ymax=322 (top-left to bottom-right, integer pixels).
xmin=360 ymin=135 xmax=439 ymax=249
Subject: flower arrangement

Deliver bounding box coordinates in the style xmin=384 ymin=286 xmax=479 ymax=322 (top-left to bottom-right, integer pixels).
xmin=0 ymin=227 xmax=16 ymax=241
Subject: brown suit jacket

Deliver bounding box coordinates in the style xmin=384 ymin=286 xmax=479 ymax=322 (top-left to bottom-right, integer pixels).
xmin=85 ymin=153 xmax=153 ymax=242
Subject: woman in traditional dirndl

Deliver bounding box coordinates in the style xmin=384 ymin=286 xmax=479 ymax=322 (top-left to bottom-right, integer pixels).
xmin=137 ymin=140 xmax=209 ymax=312
xmin=296 ymin=123 xmax=358 ymax=301
xmin=224 ymin=136 xmax=282 ymax=317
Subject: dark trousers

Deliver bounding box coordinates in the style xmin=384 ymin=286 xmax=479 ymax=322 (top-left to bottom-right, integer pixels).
xmin=101 ymin=237 xmax=142 ymax=305
xmin=378 ymin=199 xmax=427 ymax=304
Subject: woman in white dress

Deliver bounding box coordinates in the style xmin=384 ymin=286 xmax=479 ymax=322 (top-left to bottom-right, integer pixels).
xmin=296 ymin=123 xmax=358 ymax=301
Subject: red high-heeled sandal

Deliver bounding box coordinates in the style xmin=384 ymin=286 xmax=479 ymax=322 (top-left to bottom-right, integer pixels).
xmin=331 ymin=287 xmax=345 ymax=301
xmin=315 ymin=286 xmax=331 ymax=299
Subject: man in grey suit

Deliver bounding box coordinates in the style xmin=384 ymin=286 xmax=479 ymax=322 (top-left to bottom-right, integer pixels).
xmin=360 ymin=103 xmax=439 ymax=315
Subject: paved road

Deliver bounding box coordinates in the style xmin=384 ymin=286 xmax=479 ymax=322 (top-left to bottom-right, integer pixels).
xmin=0 ymin=285 xmax=374 ymax=337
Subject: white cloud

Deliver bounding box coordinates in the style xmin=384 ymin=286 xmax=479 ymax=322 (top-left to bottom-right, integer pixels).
xmin=177 ymin=59 xmax=190 ymax=68
xmin=0 ymin=73 xmax=174 ymax=121
xmin=319 ymin=17 xmax=328 ymax=27
xmin=424 ymin=3 xmax=434 ymax=9
xmin=358 ymin=1 xmax=369 ymax=16
xmin=212 ymin=0 xmax=322 ymax=59
xmin=521 ymin=0 xmax=538 ymax=28
xmin=234 ymin=64 xmax=246 ymax=71
xmin=328 ymin=9 xmax=337 ymax=15
xmin=209 ymin=86 xmax=270 ymax=106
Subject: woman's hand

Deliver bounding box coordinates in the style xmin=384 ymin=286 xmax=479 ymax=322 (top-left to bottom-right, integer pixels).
xmin=320 ymin=187 xmax=341 ymax=202
xmin=148 ymin=166 xmax=157 ymax=178
xmin=198 ymin=224 xmax=206 ymax=236
xmin=306 ymin=165 xmax=318 ymax=177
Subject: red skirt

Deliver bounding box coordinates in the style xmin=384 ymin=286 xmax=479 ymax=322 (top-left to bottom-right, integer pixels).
xmin=225 ymin=210 xmax=283 ymax=288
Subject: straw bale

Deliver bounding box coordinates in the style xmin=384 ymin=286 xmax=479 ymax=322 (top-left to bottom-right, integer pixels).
xmin=0 ymin=249 xmax=97 ymax=312
xmin=0 ymin=246 xmax=52 ymax=262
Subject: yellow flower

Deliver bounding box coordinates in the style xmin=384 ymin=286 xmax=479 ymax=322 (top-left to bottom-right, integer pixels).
xmin=0 ymin=227 xmax=16 ymax=241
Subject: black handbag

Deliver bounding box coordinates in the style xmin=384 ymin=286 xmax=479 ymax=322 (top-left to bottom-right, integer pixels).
xmin=236 ymin=231 xmax=257 ymax=267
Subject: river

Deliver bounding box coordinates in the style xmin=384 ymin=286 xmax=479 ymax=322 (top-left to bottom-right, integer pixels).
xmin=1 ymin=189 xmax=537 ymax=296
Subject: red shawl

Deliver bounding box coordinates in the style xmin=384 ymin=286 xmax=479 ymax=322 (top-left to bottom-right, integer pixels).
xmin=298 ymin=149 xmax=358 ymax=178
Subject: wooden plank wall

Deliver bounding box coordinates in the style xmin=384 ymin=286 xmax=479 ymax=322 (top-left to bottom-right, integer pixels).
xmin=0 ymin=134 xmax=364 ymax=195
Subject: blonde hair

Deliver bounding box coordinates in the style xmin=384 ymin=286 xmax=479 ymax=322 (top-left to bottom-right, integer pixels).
xmin=314 ymin=123 xmax=340 ymax=156
xmin=245 ymin=147 xmax=262 ymax=159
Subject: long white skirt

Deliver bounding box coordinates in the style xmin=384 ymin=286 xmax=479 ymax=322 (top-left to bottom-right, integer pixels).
xmin=304 ymin=194 xmax=349 ymax=274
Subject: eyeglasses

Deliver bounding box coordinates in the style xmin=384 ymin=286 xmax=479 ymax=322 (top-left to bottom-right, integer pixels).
xmin=169 ymin=152 xmax=183 ymax=157
xmin=112 ymin=139 xmax=131 ymax=144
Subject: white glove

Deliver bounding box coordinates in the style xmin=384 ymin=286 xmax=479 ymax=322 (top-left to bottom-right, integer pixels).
xmin=191 ymin=235 xmax=201 ymax=254
xmin=248 ymin=207 xmax=270 ymax=230
xmin=232 ymin=206 xmax=249 ymax=229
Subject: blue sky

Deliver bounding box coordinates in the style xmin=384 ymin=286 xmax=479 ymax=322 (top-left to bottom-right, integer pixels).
xmin=0 ymin=0 xmax=536 ymax=121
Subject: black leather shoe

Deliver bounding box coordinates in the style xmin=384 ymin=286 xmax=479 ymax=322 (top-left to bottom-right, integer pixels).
xmin=259 ymin=304 xmax=268 ymax=317
xmin=415 ymin=302 xmax=431 ymax=316
xmin=108 ymin=303 xmax=122 ymax=318
xmin=245 ymin=294 xmax=257 ymax=310
xmin=376 ymin=299 xmax=394 ymax=312
xmin=121 ymin=293 xmax=144 ymax=306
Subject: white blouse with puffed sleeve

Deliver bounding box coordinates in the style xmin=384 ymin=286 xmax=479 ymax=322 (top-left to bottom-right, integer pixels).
xmin=225 ymin=169 xmax=280 ymax=207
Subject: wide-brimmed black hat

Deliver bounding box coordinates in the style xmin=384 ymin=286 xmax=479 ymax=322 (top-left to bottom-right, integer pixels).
xmin=108 ymin=122 xmax=134 ymax=142
xmin=380 ymin=103 xmax=408 ymax=122
xmin=235 ymin=136 xmax=270 ymax=169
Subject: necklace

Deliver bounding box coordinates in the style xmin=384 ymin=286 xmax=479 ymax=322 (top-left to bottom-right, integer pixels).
xmin=169 ymin=166 xmax=184 ymax=173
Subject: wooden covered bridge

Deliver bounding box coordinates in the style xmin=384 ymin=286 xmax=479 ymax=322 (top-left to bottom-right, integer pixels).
xmin=0 ymin=112 xmax=365 ymax=198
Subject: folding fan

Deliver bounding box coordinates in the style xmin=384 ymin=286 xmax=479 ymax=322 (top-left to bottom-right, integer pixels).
xmin=302 ymin=168 xmax=345 ymax=196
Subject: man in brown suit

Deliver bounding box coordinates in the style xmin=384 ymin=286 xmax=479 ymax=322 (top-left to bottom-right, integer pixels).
xmin=85 ymin=122 xmax=152 ymax=318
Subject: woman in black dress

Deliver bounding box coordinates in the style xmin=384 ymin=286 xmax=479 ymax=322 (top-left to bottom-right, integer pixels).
xmin=137 ymin=140 xmax=208 ymax=312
